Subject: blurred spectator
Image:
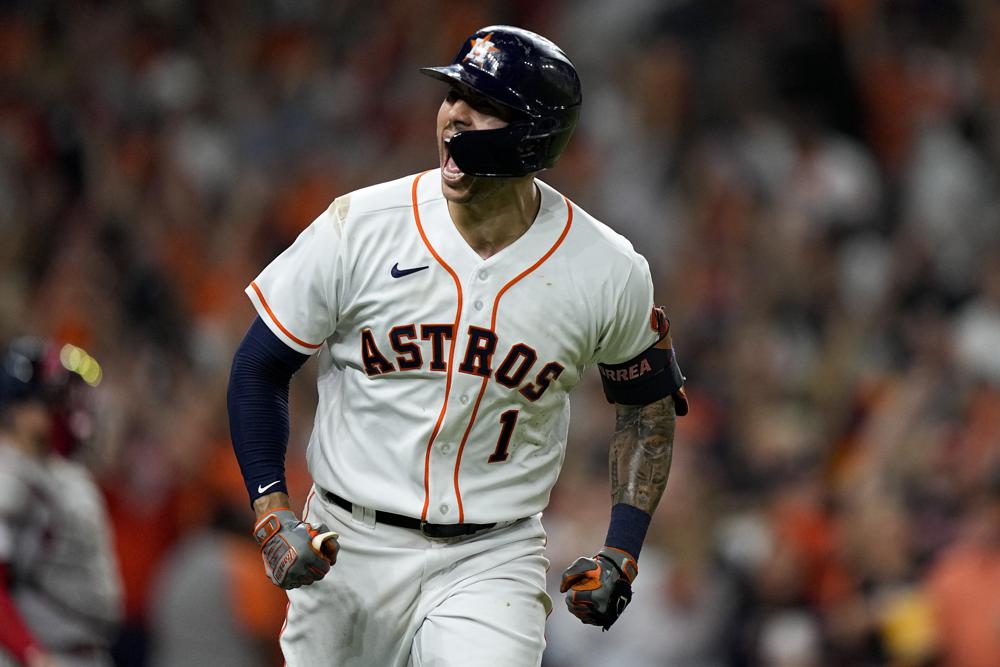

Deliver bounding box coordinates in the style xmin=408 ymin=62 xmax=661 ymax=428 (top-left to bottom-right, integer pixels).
xmin=0 ymin=339 xmax=122 ymax=667
xmin=148 ymin=448 xmax=286 ymax=667
xmin=953 ymin=255 xmax=1000 ymax=385
xmin=926 ymin=478 xmax=1000 ymax=667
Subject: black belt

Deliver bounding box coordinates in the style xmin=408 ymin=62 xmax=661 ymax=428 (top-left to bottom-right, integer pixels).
xmin=321 ymin=489 xmax=498 ymax=538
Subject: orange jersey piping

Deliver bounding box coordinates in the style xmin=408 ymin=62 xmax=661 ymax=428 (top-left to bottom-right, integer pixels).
xmin=452 ymin=195 xmax=574 ymax=523
xmin=411 ymin=170 xmax=464 ymax=522
xmin=249 ymin=281 xmax=323 ymax=350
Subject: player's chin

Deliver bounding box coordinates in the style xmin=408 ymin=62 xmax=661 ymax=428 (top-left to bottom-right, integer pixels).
xmin=440 ymin=173 xmax=476 ymax=202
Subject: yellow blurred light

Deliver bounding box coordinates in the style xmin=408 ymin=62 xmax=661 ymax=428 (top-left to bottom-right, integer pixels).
xmin=78 ymin=356 xmax=94 ymax=374
xmin=60 ymin=344 xmax=84 ymax=371
xmin=79 ymin=356 xmax=102 ymax=386
xmin=60 ymin=344 xmax=102 ymax=386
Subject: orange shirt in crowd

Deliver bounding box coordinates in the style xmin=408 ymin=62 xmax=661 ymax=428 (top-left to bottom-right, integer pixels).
xmin=927 ymin=543 xmax=1000 ymax=667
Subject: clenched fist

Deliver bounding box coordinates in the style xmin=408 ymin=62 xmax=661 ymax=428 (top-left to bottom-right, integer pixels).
xmin=559 ymin=546 xmax=637 ymax=630
xmin=253 ymin=508 xmax=339 ymax=589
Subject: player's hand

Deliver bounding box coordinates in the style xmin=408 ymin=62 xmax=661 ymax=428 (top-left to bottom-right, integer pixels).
xmin=252 ymin=508 xmax=340 ymax=590
xmin=559 ymin=546 xmax=637 ymax=630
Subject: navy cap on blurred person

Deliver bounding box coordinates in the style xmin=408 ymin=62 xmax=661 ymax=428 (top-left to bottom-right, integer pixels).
xmin=0 ymin=337 xmax=102 ymax=456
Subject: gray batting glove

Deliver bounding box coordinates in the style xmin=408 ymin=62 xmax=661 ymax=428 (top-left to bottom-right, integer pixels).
xmin=560 ymin=546 xmax=638 ymax=630
xmin=253 ymin=509 xmax=339 ymax=590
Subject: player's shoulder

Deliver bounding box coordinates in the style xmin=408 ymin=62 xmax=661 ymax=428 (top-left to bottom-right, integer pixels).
xmin=0 ymin=446 xmax=39 ymax=517
xmin=342 ymin=172 xmax=426 ymax=213
xmin=538 ymin=180 xmax=649 ymax=272
xmin=326 ymin=171 xmax=435 ymax=229
xmin=46 ymin=455 xmax=92 ymax=485
xmin=48 ymin=456 xmax=107 ymax=508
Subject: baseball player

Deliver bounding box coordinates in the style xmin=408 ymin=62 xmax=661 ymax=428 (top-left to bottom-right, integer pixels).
xmin=0 ymin=339 xmax=122 ymax=667
xmin=228 ymin=25 xmax=688 ymax=666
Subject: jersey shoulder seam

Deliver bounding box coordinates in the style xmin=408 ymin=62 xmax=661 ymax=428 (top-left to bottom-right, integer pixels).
xmin=335 ymin=171 xmax=443 ymax=224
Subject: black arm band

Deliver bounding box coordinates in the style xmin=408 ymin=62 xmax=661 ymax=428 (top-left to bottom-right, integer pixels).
xmin=598 ymin=342 xmax=684 ymax=406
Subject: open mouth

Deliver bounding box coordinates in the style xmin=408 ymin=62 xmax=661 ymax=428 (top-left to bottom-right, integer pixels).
xmin=441 ymin=138 xmax=465 ymax=184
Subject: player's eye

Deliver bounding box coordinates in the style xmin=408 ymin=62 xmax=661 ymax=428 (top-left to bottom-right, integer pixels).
xmin=445 ymin=87 xmax=512 ymax=123
xmin=468 ymin=97 xmax=509 ymax=120
xmin=477 ymin=100 xmax=505 ymax=117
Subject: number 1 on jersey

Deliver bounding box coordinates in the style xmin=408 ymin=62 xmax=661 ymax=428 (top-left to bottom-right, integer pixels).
xmin=489 ymin=409 xmax=519 ymax=463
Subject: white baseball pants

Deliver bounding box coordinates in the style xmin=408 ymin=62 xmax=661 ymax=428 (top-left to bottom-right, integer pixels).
xmin=279 ymin=487 xmax=551 ymax=667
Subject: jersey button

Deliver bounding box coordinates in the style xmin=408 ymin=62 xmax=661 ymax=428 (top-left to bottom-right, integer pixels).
xmin=439 ymin=504 xmax=449 ymax=515
xmin=459 ymin=395 xmax=470 ymax=405
xmin=478 ymin=270 xmax=488 ymax=280
xmin=474 ymin=300 xmax=484 ymax=310
xmin=439 ymin=443 xmax=452 ymax=455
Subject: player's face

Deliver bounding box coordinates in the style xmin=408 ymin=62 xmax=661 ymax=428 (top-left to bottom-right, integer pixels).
xmin=437 ymin=88 xmax=514 ymax=203
xmin=8 ymin=400 xmax=53 ymax=452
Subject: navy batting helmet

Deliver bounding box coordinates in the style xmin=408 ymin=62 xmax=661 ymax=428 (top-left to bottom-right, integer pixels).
xmin=421 ymin=25 xmax=582 ymax=178
xmin=0 ymin=338 xmax=101 ymax=456
xmin=0 ymin=338 xmax=59 ymax=408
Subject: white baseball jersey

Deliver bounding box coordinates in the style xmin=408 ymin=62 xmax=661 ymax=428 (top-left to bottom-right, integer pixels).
xmin=247 ymin=169 xmax=658 ymax=524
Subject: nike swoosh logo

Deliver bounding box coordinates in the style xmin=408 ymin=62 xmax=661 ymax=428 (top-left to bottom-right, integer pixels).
xmin=258 ymin=480 xmax=281 ymax=494
xmin=391 ymin=263 xmax=429 ymax=279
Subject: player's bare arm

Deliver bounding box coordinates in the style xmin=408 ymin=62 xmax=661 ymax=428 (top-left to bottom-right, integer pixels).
xmin=561 ymin=309 xmax=688 ymax=630
xmin=559 ymin=395 xmax=681 ymax=630
xmin=609 ymin=395 xmax=677 ymax=513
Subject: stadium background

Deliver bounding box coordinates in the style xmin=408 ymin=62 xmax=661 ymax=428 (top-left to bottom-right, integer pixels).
xmin=2 ymin=0 xmax=999 ymax=665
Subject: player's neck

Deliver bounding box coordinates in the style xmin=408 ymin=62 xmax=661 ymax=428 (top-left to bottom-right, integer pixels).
xmin=0 ymin=429 xmax=46 ymax=459
xmin=447 ymin=180 xmax=541 ymax=260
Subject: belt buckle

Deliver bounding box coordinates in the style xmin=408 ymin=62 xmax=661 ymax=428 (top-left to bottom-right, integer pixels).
xmin=420 ymin=521 xmax=466 ymax=539
xmin=420 ymin=522 xmax=494 ymax=539
xmin=419 ymin=521 xmax=443 ymax=538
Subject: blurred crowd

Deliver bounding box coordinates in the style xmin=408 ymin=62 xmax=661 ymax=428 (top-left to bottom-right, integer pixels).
xmin=1 ymin=1 xmax=999 ymax=666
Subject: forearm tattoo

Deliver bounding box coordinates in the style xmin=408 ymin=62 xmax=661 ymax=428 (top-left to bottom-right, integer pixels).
xmin=609 ymin=396 xmax=676 ymax=512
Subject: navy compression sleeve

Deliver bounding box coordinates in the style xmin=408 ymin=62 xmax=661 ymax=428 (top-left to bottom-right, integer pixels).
xmin=228 ymin=316 xmax=310 ymax=504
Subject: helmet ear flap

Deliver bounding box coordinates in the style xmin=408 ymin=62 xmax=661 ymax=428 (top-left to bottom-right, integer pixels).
xmin=530 ymin=115 xmax=562 ymax=134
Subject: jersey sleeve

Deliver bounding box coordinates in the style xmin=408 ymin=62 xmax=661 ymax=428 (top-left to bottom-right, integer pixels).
xmin=593 ymin=253 xmax=660 ymax=365
xmin=245 ymin=198 xmax=349 ymax=355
